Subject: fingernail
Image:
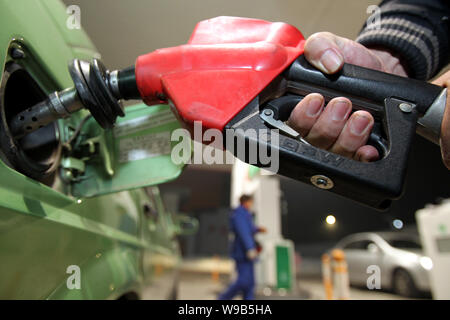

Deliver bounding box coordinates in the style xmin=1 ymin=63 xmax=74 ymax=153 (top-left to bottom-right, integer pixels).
xmin=331 ymin=100 xmax=350 ymax=121
xmin=306 ymin=96 xmax=323 ymax=117
xmin=350 ymin=114 xmax=371 ymax=135
xmin=320 ymin=49 xmax=343 ymax=73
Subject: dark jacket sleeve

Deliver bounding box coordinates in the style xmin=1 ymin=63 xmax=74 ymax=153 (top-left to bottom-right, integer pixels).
xmin=356 ymin=0 xmax=450 ymax=80
xmin=232 ymin=209 xmax=255 ymax=252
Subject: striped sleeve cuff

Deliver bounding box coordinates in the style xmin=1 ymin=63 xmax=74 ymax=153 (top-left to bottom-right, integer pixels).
xmin=357 ymin=16 xmax=441 ymax=80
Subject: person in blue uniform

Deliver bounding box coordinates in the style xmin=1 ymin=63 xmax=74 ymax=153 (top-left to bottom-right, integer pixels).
xmin=218 ymin=194 xmax=266 ymax=300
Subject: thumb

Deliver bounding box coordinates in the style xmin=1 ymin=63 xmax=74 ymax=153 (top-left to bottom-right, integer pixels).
xmin=304 ymin=32 xmax=344 ymax=74
xmin=304 ymin=32 xmax=383 ymax=74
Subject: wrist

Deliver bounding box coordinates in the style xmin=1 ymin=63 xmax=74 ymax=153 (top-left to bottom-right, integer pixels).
xmin=367 ymin=47 xmax=409 ymax=77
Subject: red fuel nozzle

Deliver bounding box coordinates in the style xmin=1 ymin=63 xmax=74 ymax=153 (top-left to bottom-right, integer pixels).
xmin=134 ymin=16 xmax=305 ymax=131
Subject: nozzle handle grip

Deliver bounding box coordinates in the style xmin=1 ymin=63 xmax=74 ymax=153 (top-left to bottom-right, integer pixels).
xmin=285 ymin=55 xmax=443 ymax=115
xmin=226 ymin=54 xmax=445 ymax=210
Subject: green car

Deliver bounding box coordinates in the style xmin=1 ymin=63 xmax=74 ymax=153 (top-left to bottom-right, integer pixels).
xmin=0 ymin=0 xmax=195 ymax=299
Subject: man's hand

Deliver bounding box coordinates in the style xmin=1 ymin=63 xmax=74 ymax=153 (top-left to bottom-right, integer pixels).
xmin=288 ymin=32 xmax=408 ymax=161
xmin=432 ymin=71 xmax=450 ymax=169
xmin=246 ymin=249 xmax=258 ymax=261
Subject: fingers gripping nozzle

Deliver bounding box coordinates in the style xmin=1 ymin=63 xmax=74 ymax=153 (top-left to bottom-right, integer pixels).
xmin=9 ymin=59 xmax=139 ymax=139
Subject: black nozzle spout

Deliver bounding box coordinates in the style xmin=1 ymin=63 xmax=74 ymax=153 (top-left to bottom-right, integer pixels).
xmin=117 ymin=66 xmax=140 ymax=100
xmin=9 ymin=59 xmax=142 ymax=139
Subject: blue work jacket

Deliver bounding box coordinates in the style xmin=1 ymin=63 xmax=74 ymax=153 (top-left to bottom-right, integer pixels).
xmin=230 ymin=205 xmax=258 ymax=262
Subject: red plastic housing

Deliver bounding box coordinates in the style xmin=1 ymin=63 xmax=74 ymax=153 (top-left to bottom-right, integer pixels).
xmin=135 ymin=16 xmax=305 ymax=131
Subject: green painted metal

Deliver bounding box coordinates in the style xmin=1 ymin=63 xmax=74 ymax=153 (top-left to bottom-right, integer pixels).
xmin=0 ymin=0 xmax=97 ymax=91
xmin=0 ymin=0 xmax=184 ymax=299
xmin=70 ymin=103 xmax=185 ymax=198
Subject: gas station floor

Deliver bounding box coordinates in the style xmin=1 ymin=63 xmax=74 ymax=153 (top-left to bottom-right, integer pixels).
xmin=178 ymin=257 xmax=414 ymax=300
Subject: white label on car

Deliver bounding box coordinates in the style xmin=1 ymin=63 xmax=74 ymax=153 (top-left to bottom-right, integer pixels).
xmin=118 ymin=131 xmax=171 ymax=163
xmin=114 ymin=109 xmax=174 ymax=138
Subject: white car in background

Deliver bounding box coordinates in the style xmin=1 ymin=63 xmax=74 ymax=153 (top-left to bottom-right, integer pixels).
xmin=335 ymin=232 xmax=432 ymax=297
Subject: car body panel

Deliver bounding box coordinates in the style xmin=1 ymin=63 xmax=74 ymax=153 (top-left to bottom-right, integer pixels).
xmin=0 ymin=187 xmax=142 ymax=299
xmin=0 ymin=182 xmax=181 ymax=299
xmin=0 ymin=0 xmax=97 ymax=91
xmin=0 ymin=0 xmax=185 ymax=299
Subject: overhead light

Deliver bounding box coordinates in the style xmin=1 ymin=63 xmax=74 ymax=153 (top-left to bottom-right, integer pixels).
xmin=326 ymin=215 xmax=336 ymax=225
xmin=393 ymin=219 xmax=403 ymax=229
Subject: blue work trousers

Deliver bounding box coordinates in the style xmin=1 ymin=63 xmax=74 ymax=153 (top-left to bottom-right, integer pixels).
xmin=219 ymin=260 xmax=255 ymax=300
